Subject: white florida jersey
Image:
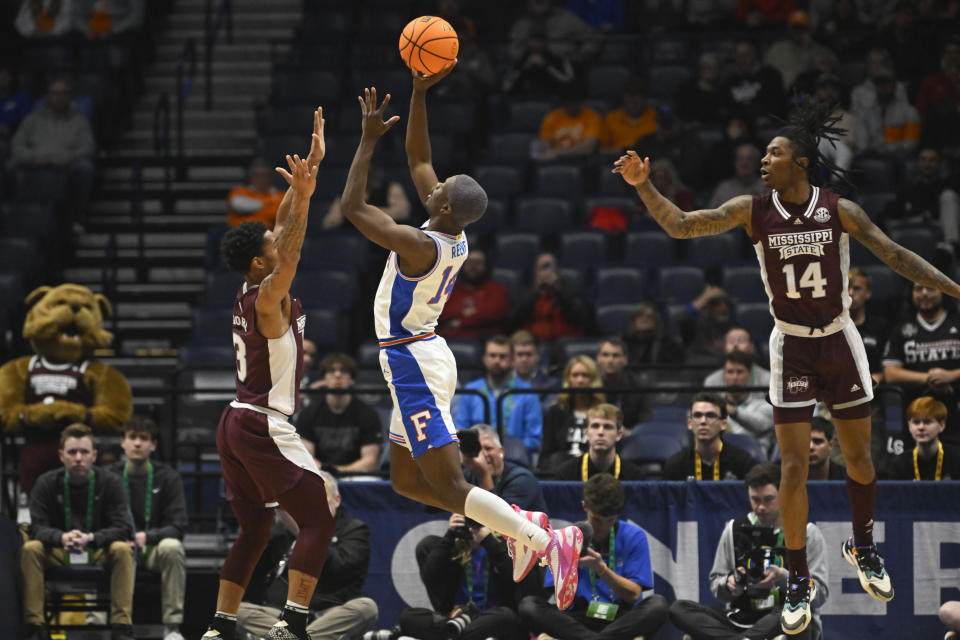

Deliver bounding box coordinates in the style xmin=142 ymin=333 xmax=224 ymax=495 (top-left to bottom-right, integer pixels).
xmin=374 ymin=230 xmax=468 ymax=344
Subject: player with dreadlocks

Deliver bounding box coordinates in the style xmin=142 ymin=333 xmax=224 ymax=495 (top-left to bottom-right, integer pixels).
xmin=614 ymin=99 xmax=960 ymax=636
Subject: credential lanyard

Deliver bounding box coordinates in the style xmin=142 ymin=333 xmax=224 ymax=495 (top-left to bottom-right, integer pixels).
xmin=582 ymin=454 xmax=620 ymax=481
xmin=914 ymin=442 xmax=944 ymax=481
xmin=64 ymin=469 xmax=95 ymax=565
xmin=695 ymin=441 xmax=723 ymax=480
xmin=589 ymin=526 xmax=616 ymax=601
xmin=124 ymin=461 xmax=153 ymax=556
xmin=464 ymin=553 xmax=489 ymax=609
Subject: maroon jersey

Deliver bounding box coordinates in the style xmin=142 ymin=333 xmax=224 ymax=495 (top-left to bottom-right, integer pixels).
xmin=24 ymin=356 xmax=94 ymax=407
xmin=231 ymin=282 xmax=306 ymax=415
xmin=750 ymin=186 xmax=850 ymax=332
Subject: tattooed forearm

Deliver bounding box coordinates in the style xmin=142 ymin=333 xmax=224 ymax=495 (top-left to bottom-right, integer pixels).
xmin=636 ymin=182 xmax=747 ymax=238
xmin=274 ymin=193 xmax=309 ymax=259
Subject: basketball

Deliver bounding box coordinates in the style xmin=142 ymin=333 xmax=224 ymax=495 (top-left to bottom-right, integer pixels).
xmin=398 ymin=16 xmax=458 ymax=76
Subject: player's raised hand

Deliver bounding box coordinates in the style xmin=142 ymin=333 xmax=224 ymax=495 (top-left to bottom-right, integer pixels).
xmin=411 ymin=58 xmax=457 ymax=91
xmin=612 ymin=150 xmax=651 ymax=187
xmin=358 ymin=87 xmax=401 ymax=140
xmin=305 ymin=106 xmax=325 ymax=168
xmin=276 ymin=153 xmax=318 ymax=198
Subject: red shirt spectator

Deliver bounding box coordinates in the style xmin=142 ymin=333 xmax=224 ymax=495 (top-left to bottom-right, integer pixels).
xmin=438 ymin=249 xmax=510 ymax=339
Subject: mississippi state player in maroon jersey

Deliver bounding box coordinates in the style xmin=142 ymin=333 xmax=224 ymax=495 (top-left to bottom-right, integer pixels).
xmin=614 ymin=101 xmax=960 ymax=636
xmin=202 ymin=109 xmax=333 ymax=640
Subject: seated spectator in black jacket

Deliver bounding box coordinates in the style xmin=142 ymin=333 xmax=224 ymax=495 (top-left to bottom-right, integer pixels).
xmin=884 ymin=147 xmax=960 ymax=248
xmin=295 ymin=353 xmax=382 ymax=474
xmin=519 ymin=474 xmax=669 ymax=640
xmin=808 ymin=417 xmax=847 ymax=481
xmin=238 ymin=470 xmax=378 ymax=640
xmin=596 ymin=337 xmax=649 ymax=428
xmin=539 ymin=355 xmax=605 ymax=473
xmin=623 ymin=303 xmax=684 ymax=366
xmin=663 ymin=393 xmax=758 ymax=481
xmin=109 ymin=416 xmax=188 ymax=640
xmin=463 ymin=424 xmax=548 ymax=512
xmin=554 ymin=404 xmax=645 ymax=481
xmin=888 ymin=396 xmax=960 ymax=481
xmin=21 ymin=423 xmax=135 ymax=640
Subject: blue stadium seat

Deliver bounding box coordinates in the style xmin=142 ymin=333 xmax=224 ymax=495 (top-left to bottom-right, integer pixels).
xmin=494 ymin=233 xmax=540 ymax=270
xmin=190 ymin=307 xmax=233 ymax=345
xmin=859 ymin=191 xmax=895 ymax=221
xmin=595 ymin=267 xmax=645 ymax=306
xmin=503 ymin=435 xmax=531 ymax=467
xmin=629 ymin=421 xmax=689 ymax=449
xmin=649 ymin=65 xmax=692 ymax=101
xmin=686 ymin=233 xmax=742 ymax=270
xmin=597 ymin=165 xmax=635 ymax=196
xmin=560 ymin=268 xmax=587 ymax=293
xmin=620 ymin=433 xmax=685 ymax=464
xmin=513 ymin=197 xmax=574 ymax=235
xmin=507 ymin=100 xmax=553 ymax=132
xmin=556 ymin=338 xmax=605 ymax=364
xmin=723 ymin=432 xmax=765 ymax=462
xmin=889 ymin=226 xmax=938 ymax=262
xmin=466 ymin=198 xmax=507 ymax=242
xmin=852 ymin=154 xmax=897 ymax=193
xmin=860 ymin=265 xmax=902 ymax=304
xmin=300 ymin=233 xmax=370 ymax=271
xmin=304 ymin=308 xmax=345 ymax=348
xmin=850 ymin=237 xmax=882 ymax=267
xmin=650 ymin=405 xmax=689 ymax=422
xmin=625 ymin=232 xmax=677 ymax=267
xmin=472 ymin=165 xmax=523 ymax=200
xmin=491 ymin=267 xmax=522 ymax=301
xmin=292 ymin=269 xmax=357 ymax=309
xmin=533 ymin=164 xmax=583 ymax=199
xmin=656 ymin=266 xmax=705 ymax=304
xmin=203 ymin=271 xmax=244 ymax=305
xmin=488 ymin=133 xmax=535 ymax=165
xmin=722 ymin=265 xmax=766 ymax=303
xmin=560 ymin=231 xmax=606 ymax=271
xmin=447 ymin=339 xmax=481 ymax=368
xmin=736 ymin=303 xmax=774 ymax=345
xmin=596 ymin=304 xmax=637 ymax=334
xmin=664 ymin=303 xmax=687 ymax=337
xmin=356 ymin=340 xmax=382 ymax=367
xmin=588 ymin=65 xmax=633 ymax=102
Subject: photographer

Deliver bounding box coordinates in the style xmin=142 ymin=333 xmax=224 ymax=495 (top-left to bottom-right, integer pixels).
xmin=668 ymin=463 xmax=828 ymax=640
xmin=460 ymin=424 xmax=547 ymax=513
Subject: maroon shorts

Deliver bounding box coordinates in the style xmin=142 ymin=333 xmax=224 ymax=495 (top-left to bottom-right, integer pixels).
xmin=768 ymin=323 xmax=873 ymax=412
xmin=216 ymin=402 xmax=319 ymax=505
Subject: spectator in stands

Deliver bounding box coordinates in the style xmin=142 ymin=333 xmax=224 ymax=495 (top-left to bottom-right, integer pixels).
xmin=920 ymin=65 xmax=960 ymax=158
xmin=669 ymin=463 xmax=828 ymax=640
xmin=719 ymin=350 xmax=776 ymax=458
xmin=674 ymin=53 xmax=726 ymax=127
xmin=511 ymin=252 xmax=593 ymax=344
xmin=301 ymin=337 xmax=319 ymax=389
xmin=455 ymin=335 xmax=544 ymax=454
xmin=876 ymin=1 xmax=930 ymax=94
xmin=853 ymin=70 xmax=920 ymax=157
xmin=812 ymin=73 xmax=856 ymax=179
xmin=539 ymin=355 xmax=605 ymax=472
xmin=295 ymin=353 xmax=383 ymax=474
xmin=322 ymin=164 xmax=410 ymax=230
xmin=511 ymin=329 xmax=559 ymax=391
xmin=622 ymin=303 xmax=685 ymax=366
xmin=680 ymin=285 xmax=734 ymax=365
xmin=502 ymin=22 xmax=576 ymax=97
xmin=808 ymin=416 xmax=847 ymax=480
xmin=848 ymin=269 xmax=888 ymax=388
xmin=708 ymin=144 xmax=767 ymax=208
xmin=647 ymin=158 xmax=696 ymax=211
xmin=438 ymin=248 xmax=510 ymax=339
xmin=764 ymin=10 xmax=838 ymax=91
xmin=599 ymin=78 xmax=657 ymax=154
xmin=883 ymin=283 xmax=960 ymax=445
xmin=14 ymin=0 xmax=75 ymax=36
xmin=850 ymin=48 xmax=909 ymax=116
xmin=226 ymin=157 xmax=284 ymax=228
xmin=462 ymin=424 xmax=548 ymax=511
xmin=703 ymin=327 xmax=770 ymax=389
xmin=430 ymin=6 xmax=496 ymax=101
xmin=534 ymin=85 xmax=602 ymax=161
xmin=916 ymin=37 xmax=960 ymax=121
xmin=663 ymin=392 xmax=758 ymax=481
xmin=595 ymin=336 xmax=648 ymax=428
xmin=567 ymin=0 xmax=627 ymax=32
xmin=109 ymin=417 xmax=187 ymax=640
xmin=553 ymin=403 xmax=644 ymax=480
xmin=702 ymin=115 xmax=758 ymax=188
xmin=519 ymin=474 xmax=669 ymax=640
xmin=22 ymin=424 xmax=135 ymax=640
xmin=75 ymin=0 xmax=145 ymax=37
xmin=508 ymin=0 xmax=601 ymax=66
xmin=634 ymin=107 xmax=703 ymax=190
xmin=722 ymin=41 xmax=785 ymax=128
xmin=884 ymin=147 xmax=960 ymax=248
xmin=888 ymin=396 xmax=960 ymax=480
xmin=238 ymin=471 xmax=378 ymax=640
xmin=8 ymin=75 xmax=95 ymax=228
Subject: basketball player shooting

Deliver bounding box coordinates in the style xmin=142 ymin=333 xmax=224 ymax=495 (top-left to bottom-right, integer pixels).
xmin=202 ymin=109 xmax=337 ymax=640
xmin=339 ymin=66 xmax=583 ymax=611
xmin=614 ymin=101 xmax=960 ymax=635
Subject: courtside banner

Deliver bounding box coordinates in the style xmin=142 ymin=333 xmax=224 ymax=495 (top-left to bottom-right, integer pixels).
xmin=339 ymin=481 xmax=960 ymax=639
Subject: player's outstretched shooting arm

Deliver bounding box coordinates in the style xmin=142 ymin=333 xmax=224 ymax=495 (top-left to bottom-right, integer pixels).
xmin=613 ymin=150 xmax=752 ymax=238
xmin=406 ymin=62 xmax=456 ymax=205
xmin=341 ymin=87 xmax=434 ymax=274
xmin=837 ymin=198 xmax=960 ymax=299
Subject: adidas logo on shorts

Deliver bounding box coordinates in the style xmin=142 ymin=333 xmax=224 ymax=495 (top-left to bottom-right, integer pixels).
xmin=850 ymin=383 xmax=860 ymax=392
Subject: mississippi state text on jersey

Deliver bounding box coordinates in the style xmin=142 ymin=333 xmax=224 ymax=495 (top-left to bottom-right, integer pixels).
xmin=231 ymin=282 xmax=306 ymax=415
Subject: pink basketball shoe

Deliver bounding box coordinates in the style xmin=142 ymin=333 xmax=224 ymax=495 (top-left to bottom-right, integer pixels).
xmin=506 ymin=504 xmax=549 ymax=582
xmin=543 ymin=525 xmax=584 ymax=610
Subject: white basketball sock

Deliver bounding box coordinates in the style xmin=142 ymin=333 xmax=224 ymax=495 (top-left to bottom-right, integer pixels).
xmin=463 ymin=487 xmax=550 ymax=551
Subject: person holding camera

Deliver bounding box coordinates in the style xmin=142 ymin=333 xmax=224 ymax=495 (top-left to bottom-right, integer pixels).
xmin=460 ymin=424 xmax=548 ymax=513
xmin=519 ymin=474 xmax=669 ymax=640
xmin=668 ymin=463 xmax=828 ymax=640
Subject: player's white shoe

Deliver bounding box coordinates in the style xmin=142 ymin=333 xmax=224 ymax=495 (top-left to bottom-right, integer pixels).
xmin=780 ymin=576 xmax=816 ymax=635
xmin=841 ymin=537 xmax=894 ymax=602
xmin=506 ymin=504 xmax=549 ymax=582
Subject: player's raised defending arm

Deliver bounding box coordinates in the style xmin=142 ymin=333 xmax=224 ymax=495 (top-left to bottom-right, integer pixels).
xmin=838 ymin=198 xmax=960 ymax=298
xmin=406 ymin=62 xmax=457 ymax=204
xmin=273 ymin=107 xmax=325 ymax=234
xmin=342 ymin=88 xmax=436 ymax=273
xmin=613 ymin=150 xmax=751 ymax=238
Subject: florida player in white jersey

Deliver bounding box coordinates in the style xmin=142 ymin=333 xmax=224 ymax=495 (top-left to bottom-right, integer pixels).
xmin=614 ymin=100 xmax=960 ymax=635
xmin=202 ymin=110 xmax=334 ymax=640
xmin=340 ymin=64 xmax=583 ymax=611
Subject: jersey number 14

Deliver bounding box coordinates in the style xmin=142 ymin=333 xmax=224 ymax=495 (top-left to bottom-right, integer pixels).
xmin=782 ymin=262 xmax=827 ymax=299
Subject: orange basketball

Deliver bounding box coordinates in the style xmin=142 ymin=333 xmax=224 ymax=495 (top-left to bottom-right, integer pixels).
xmin=398 ymin=16 xmax=458 ymax=76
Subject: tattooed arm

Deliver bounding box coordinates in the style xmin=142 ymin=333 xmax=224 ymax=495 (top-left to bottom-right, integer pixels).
xmin=839 ymin=198 xmax=960 ymax=298
xmin=613 ymin=151 xmax=751 ymax=238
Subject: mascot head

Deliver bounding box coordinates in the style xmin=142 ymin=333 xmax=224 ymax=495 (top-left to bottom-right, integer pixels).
xmin=22 ymin=284 xmax=114 ymax=363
